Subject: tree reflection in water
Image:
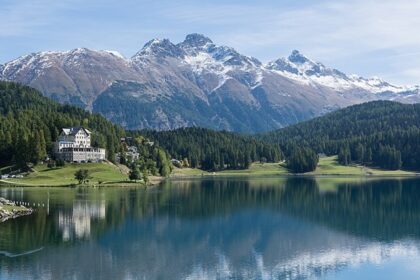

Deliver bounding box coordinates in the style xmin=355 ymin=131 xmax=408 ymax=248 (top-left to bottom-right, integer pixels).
xmin=0 ymin=177 xmax=419 ymax=279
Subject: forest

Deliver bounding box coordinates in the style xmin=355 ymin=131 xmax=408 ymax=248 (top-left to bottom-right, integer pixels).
xmin=141 ymin=127 xmax=282 ymax=171
xmin=262 ymin=101 xmax=420 ymax=171
xmin=0 ymin=81 xmax=171 ymax=176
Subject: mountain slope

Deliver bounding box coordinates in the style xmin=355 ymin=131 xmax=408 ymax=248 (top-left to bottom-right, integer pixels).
xmin=2 ymin=34 xmax=419 ymax=132
xmin=261 ymin=101 xmax=420 ymax=170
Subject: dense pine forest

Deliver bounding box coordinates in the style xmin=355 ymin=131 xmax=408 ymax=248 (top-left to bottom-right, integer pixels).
xmin=141 ymin=127 xmax=282 ymax=171
xmin=0 ymin=81 xmax=171 ymax=176
xmin=262 ymin=101 xmax=420 ymax=171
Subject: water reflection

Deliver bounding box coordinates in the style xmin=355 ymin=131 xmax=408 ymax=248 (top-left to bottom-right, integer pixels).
xmin=0 ymin=177 xmax=419 ymax=279
xmin=58 ymin=200 xmax=106 ymax=241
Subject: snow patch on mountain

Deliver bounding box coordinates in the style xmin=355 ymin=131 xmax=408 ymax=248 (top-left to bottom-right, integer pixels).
xmin=2 ymin=33 xmax=420 ymax=126
xmin=104 ymin=50 xmax=125 ymax=59
xmin=267 ymin=50 xmax=418 ymax=95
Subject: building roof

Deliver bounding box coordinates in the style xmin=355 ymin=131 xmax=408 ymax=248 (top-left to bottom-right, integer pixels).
xmin=61 ymin=127 xmax=91 ymax=136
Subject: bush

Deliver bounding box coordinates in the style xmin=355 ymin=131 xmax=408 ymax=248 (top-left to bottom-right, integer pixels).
xmin=74 ymin=169 xmax=89 ymax=184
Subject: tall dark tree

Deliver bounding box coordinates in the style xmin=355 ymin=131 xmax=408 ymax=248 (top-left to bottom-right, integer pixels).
xmin=287 ymin=147 xmax=319 ymax=173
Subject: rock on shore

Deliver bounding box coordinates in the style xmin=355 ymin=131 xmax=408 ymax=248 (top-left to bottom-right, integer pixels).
xmin=0 ymin=197 xmax=33 ymax=222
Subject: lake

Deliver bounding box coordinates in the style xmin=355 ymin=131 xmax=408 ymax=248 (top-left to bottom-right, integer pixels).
xmin=1 ymin=177 xmax=420 ymax=280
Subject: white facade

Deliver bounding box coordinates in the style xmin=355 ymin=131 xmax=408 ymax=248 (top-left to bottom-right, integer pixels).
xmin=55 ymin=127 xmax=106 ymax=163
xmin=56 ymin=127 xmax=92 ymax=150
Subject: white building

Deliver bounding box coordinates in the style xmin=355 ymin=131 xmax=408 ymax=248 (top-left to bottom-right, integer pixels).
xmin=54 ymin=127 xmax=106 ymax=163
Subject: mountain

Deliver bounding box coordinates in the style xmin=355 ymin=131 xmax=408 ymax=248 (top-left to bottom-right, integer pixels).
xmin=267 ymin=50 xmax=419 ymax=99
xmin=261 ymin=101 xmax=420 ymax=170
xmin=1 ymin=34 xmax=419 ymax=133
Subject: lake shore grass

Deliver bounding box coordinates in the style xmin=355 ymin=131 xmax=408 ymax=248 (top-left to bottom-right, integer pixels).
xmin=171 ymin=156 xmax=419 ymax=178
xmin=0 ymin=162 xmax=159 ymax=187
xmin=1 ymin=157 xmax=417 ymax=187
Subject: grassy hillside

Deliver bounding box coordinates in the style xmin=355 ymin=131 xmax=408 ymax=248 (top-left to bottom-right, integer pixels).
xmin=172 ymin=156 xmax=418 ymax=177
xmin=1 ymin=162 xmax=129 ymax=186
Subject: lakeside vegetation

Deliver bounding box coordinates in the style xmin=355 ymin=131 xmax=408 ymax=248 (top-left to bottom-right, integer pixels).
xmin=171 ymin=156 xmax=418 ymax=177
xmin=3 ymin=156 xmax=415 ymax=187
xmin=141 ymin=127 xmax=282 ymax=171
xmin=0 ymin=162 xmax=133 ymax=187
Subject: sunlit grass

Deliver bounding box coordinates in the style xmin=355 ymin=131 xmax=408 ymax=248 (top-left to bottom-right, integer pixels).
xmin=5 ymin=163 xmax=128 ymax=186
xmin=172 ymin=156 xmax=418 ymax=177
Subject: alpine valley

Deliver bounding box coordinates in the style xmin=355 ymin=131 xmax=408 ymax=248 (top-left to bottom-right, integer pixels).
xmin=1 ymin=33 xmax=419 ymax=133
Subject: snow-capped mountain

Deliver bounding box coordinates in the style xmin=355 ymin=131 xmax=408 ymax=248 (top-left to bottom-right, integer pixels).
xmin=1 ymin=34 xmax=419 ymax=132
xmin=267 ymin=50 xmax=418 ymax=95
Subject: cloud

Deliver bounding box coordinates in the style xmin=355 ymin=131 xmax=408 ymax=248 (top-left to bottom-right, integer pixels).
xmin=1 ymin=0 xmax=420 ymax=84
xmin=157 ymin=0 xmax=420 ymax=84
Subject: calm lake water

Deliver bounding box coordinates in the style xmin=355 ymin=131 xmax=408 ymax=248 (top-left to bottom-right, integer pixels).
xmin=1 ymin=177 xmax=420 ymax=280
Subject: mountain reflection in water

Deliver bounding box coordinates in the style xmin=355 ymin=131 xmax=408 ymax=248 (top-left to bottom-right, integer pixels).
xmin=0 ymin=177 xmax=419 ymax=280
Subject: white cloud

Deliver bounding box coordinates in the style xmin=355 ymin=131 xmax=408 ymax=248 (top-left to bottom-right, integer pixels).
xmin=2 ymin=0 xmax=420 ymax=84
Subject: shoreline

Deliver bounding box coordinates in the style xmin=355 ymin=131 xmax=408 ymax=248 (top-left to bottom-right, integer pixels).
xmin=170 ymin=157 xmax=420 ymax=179
xmin=170 ymin=172 xmax=420 ymax=179
xmin=0 ymin=162 xmax=165 ymax=188
xmin=0 ymin=176 xmax=165 ymax=188
xmin=1 ymin=172 xmax=418 ymax=187
xmin=0 ymin=198 xmax=33 ymax=222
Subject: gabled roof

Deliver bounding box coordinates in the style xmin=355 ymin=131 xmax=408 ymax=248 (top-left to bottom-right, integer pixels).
xmin=61 ymin=127 xmax=91 ymax=136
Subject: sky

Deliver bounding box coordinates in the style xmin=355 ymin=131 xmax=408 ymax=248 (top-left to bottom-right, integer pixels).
xmin=1 ymin=0 xmax=420 ymax=85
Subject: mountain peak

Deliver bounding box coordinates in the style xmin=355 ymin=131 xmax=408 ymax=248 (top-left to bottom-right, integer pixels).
xmin=288 ymin=50 xmax=311 ymax=64
xmin=182 ymin=33 xmax=213 ymax=48
xmin=136 ymin=38 xmax=184 ymax=58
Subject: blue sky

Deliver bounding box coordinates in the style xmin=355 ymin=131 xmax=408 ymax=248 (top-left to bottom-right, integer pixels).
xmin=1 ymin=0 xmax=420 ymax=85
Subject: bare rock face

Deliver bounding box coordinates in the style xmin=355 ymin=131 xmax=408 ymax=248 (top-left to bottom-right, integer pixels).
xmin=2 ymin=34 xmax=419 ymax=132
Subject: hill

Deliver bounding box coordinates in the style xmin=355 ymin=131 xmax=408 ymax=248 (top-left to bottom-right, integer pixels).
xmin=0 ymin=81 xmax=171 ymax=178
xmin=262 ymin=101 xmax=420 ymax=171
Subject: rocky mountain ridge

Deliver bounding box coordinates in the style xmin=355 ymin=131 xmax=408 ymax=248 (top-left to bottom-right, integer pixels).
xmin=1 ymin=33 xmax=419 ymax=132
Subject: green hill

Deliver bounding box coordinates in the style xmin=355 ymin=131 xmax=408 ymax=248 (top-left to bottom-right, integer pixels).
xmin=262 ymin=101 xmax=420 ymax=171
xmin=0 ymin=81 xmax=171 ymax=179
xmin=0 ymin=81 xmax=124 ymax=165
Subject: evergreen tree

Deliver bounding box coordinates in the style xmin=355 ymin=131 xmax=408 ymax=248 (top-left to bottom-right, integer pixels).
xmin=287 ymin=147 xmax=319 ymax=173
